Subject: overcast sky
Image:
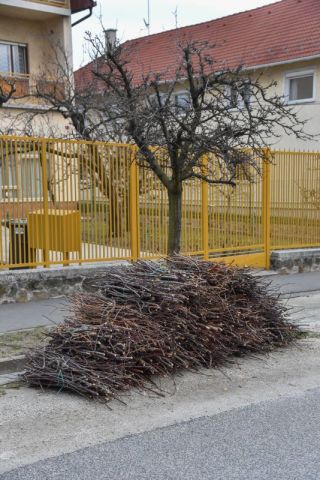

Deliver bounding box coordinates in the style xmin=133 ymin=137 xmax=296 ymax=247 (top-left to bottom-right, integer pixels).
xmin=72 ymin=0 xmax=279 ymax=69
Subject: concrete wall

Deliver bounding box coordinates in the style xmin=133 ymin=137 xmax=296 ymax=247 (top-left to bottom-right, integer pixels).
xmin=0 ymin=14 xmax=70 ymax=78
xmin=271 ymin=248 xmax=320 ymax=274
xmin=0 ymin=262 xmax=128 ymax=303
xmin=258 ymin=59 xmax=320 ymax=150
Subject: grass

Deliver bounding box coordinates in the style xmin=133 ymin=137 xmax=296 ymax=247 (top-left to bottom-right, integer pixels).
xmin=0 ymin=327 xmax=49 ymax=359
xmin=79 ymin=202 xmax=320 ymax=255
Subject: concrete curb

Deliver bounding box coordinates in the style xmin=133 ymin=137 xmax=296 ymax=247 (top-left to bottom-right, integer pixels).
xmin=0 ymin=372 xmax=23 ymax=386
xmin=0 ymin=355 xmax=26 ymax=375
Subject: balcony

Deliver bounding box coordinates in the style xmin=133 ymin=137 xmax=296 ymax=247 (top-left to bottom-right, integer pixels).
xmin=0 ymin=74 xmax=30 ymax=99
xmin=0 ymin=0 xmax=70 ymax=19
xmin=0 ymin=74 xmax=67 ymax=106
xmin=26 ymin=0 xmax=69 ymax=7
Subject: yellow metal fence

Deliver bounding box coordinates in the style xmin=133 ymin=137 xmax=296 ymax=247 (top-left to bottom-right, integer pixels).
xmin=0 ymin=135 xmax=319 ymax=270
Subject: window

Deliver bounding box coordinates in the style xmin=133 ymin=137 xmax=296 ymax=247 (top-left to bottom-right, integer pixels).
xmin=174 ymin=92 xmax=191 ymax=113
xmin=227 ymin=84 xmax=251 ymax=109
xmin=149 ymin=93 xmax=168 ymax=108
xmin=285 ymin=70 xmax=315 ymax=103
xmin=0 ymin=156 xmax=42 ymax=200
xmin=0 ymin=42 xmax=28 ymax=75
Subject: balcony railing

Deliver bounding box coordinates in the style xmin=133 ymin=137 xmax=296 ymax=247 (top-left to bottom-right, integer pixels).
xmin=0 ymin=74 xmax=66 ymax=103
xmin=0 ymin=74 xmax=30 ymax=98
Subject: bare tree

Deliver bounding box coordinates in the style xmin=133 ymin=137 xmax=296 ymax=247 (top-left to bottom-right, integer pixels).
xmin=27 ymin=44 xmax=127 ymax=233
xmin=84 ymin=36 xmax=311 ymax=254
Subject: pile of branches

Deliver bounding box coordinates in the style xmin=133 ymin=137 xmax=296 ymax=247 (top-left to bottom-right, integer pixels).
xmin=24 ymin=257 xmax=297 ymax=401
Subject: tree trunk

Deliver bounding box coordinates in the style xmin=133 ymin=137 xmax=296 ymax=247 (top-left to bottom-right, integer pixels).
xmin=167 ymin=187 xmax=183 ymax=255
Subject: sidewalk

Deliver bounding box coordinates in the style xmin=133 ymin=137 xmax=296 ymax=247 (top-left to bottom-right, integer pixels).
xmin=0 ymin=298 xmax=69 ymax=333
xmin=266 ymin=270 xmax=320 ymax=296
xmin=1 ymin=270 xmax=320 ymax=334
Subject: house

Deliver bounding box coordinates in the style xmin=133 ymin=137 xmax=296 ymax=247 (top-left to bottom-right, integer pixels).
xmin=0 ymin=0 xmax=96 ymax=136
xmin=75 ymin=0 xmax=320 ymax=150
xmin=0 ymin=0 xmax=96 ymax=261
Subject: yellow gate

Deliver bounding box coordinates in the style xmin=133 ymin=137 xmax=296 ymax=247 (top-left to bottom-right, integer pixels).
xmin=211 ymin=158 xmax=270 ymax=269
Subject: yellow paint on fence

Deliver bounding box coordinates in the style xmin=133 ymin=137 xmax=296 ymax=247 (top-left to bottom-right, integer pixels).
xmin=0 ymin=135 xmax=319 ymax=269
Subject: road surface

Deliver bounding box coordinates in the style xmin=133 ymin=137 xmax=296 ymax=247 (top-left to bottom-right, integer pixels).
xmin=2 ymin=385 xmax=320 ymax=480
xmin=1 ymin=275 xmax=320 ymax=478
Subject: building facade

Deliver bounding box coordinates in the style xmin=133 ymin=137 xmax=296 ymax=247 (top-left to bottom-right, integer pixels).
xmin=75 ymin=0 xmax=320 ymax=150
xmin=0 ymin=0 xmax=95 ymax=136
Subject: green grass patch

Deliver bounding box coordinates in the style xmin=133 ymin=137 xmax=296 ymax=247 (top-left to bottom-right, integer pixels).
xmin=0 ymin=327 xmax=49 ymax=359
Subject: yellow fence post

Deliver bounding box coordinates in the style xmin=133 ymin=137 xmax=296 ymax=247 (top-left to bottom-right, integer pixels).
xmin=129 ymin=153 xmax=139 ymax=261
xmin=41 ymin=139 xmax=50 ymax=268
xmin=201 ymin=155 xmax=209 ymax=260
xmin=262 ymin=149 xmax=271 ymax=270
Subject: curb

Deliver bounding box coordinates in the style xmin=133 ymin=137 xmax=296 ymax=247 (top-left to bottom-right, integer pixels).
xmin=0 ymin=355 xmax=26 ymax=375
xmin=0 ymin=372 xmax=23 ymax=386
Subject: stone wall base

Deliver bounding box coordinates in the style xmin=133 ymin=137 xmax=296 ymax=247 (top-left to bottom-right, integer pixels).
xmin=0 ymin=261 xmax=129 ymax=304
xmin=2 ymin=250 xmax=320 ymax=303
xmin=270 ymin=248 xmax=320 ymax=274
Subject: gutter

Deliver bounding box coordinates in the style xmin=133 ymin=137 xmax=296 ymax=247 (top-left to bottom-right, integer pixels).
xmin=244 ymin=54 xmax=320 ymax=72
xmin=142 ymin=53 xmax=320 ymax=86
xmin=71 ymin=1 xmax=97 ymax=27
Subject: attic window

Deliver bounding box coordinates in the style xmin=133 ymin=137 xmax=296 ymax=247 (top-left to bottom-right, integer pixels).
xmin=285 ymin=70 xmax=315 ymax=103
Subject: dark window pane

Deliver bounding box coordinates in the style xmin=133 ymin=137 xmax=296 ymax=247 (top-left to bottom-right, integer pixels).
xmin=289 ymin=75 xmax=313 ymax=101
xmin=12 ymin=45 xmax=27 ymax=74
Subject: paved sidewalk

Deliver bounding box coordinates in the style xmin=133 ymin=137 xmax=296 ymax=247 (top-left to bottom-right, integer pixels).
xmin=1 ymin=270 xmax=320 ymax=334
xmin=0 ymin=298 xmax=69 ymax=333
xmin=267 ymin=270 xmax=320 ymax=296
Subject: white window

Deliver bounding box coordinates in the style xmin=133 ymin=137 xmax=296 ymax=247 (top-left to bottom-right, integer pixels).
xmin=0 ymin=156 xmax=42 ymax=200
xmin=0 ymin=41 xmax=28 ymax=75
xmin=174 ymin=92 xmax=191 ymax=112
xmin=226 ymin=84 xmax=251 ymax=109
xmin=285 ymin=70 xmax=315 ymax=104
xmin=149 ymin=93 xmax=168 ymax=108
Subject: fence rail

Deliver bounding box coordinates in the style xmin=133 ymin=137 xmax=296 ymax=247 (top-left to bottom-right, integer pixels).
xmin=0 ymin=135 xmax=319 ymax=270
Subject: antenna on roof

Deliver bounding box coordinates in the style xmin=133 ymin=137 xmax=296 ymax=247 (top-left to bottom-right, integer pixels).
xmin=143 ymin=0 xmax=151 ymax=35
xmin=172 ymin=6 xmax=178 ymax=29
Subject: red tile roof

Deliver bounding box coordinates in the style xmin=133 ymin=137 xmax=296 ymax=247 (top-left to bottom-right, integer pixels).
xmin=74 ymin=0 xmax=320 ymax=91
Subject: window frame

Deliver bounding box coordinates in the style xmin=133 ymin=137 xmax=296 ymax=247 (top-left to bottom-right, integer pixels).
xmin=0 ymin=155 xmax=43 ymax=202
xmin=148 ymin=93 xmax=169 ymax=108
xmin=0 ymin=40 xmax=28 ymax=76
xmin=226 ymin=83 xmax=251 ymax=111
xmin=174 ymin=91 xmax=192 ymax=113
xmin=285 ymin=69 xmax=315 ymax=105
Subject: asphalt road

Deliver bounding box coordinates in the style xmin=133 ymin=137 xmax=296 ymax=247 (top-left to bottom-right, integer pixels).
xmin=2 ymin=387 xmax=320 ymax=480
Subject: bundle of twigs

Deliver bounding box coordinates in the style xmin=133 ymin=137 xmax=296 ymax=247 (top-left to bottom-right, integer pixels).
xmin=24 ymin=257 xmax=296 ymax=401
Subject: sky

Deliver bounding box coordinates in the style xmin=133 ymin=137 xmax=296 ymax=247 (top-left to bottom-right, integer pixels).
xmin=71 ymin=0 xmax=280 ymax=69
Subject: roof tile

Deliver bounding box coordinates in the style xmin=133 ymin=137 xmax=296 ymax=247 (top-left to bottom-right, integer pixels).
xmin=75 ymin=0 xmax=320 ymax=91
